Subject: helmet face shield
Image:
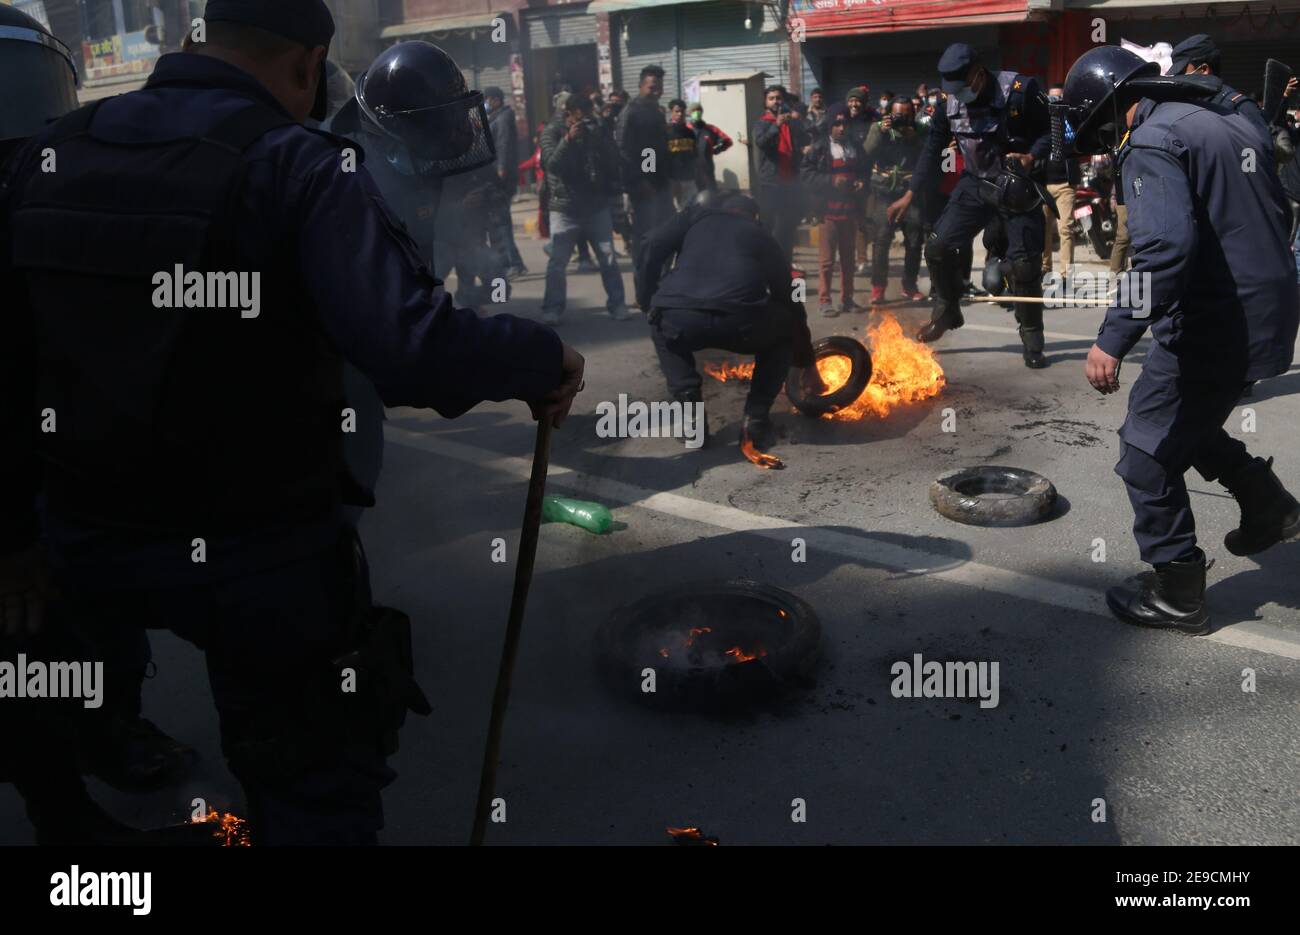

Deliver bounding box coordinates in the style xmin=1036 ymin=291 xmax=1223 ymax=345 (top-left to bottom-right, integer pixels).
xmin=0 ymin=24 xmax=79 ymax=142
xmin=356 ymin=76 xmax=495 ymax=179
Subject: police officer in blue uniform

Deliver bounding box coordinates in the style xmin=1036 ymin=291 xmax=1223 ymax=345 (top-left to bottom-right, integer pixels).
xmin=888 ymin=43 xmax=1054 ymax=368
xmin=0 ymin=0 xmax=584 ymax=844
xmin=1062 ymin=46 xmax=1300 ymax=634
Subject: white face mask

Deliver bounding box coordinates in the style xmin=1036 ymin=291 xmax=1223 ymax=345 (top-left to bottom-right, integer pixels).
xmin=879 ymin=99 xmax=890 ymax=111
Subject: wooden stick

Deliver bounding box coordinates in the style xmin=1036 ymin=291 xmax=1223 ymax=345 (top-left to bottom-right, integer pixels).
xmin=470 ymin=418 xmax=553 ymax=846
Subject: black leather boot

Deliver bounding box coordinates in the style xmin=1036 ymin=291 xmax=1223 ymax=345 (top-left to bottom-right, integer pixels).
xmin=1105 ymin=549 xmax=1210 ymax=635
xmin=1014 ymin=287 xmax=1047 ymax=368
xmin=741 ymin=413 xmax=775 ymax=452
xmin=675 ymin=389 xmax=708 ymax=450
xmin=1222 ymin=457 xmax=1300 ymax=556
xmin=917 ymin=240 xmax=964 ymax=343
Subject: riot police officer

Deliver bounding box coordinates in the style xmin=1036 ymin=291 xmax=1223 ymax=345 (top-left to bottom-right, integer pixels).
xmin=0 ymin=0 xmax=584 ymax=844
xmin=889 ymin=43 xmax=1054 ymax=368
xmin=1061 ymin=46 xmax=1300 ymax=632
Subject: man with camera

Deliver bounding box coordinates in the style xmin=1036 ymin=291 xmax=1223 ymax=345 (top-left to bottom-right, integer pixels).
xmin=540 ymin=92 xmax=630 ymax=325
xmin=752 ymin=84 xmax=808 ymax=263
xmin=863 ymin=96 xmax=928 ymax=303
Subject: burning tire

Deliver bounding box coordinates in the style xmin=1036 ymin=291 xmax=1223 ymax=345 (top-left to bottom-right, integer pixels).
xmin=786 ymin=336 xmax=873 ymax=417
xmin=930 ymin=466 xmax=1058 ymax=527
xmin=596 ymin=579 xmax=821 ymax=710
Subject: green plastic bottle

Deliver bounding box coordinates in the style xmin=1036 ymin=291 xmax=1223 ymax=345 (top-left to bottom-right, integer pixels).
xmin=542 ymin=496 xmax=613 ymax=534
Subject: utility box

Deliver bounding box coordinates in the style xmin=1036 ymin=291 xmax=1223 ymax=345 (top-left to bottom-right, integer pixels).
xmin=695 ymin=69 xmax=769 ymax=193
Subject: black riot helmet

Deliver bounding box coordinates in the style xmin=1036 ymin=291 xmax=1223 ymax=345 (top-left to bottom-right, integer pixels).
xmin=354 ymin=41 xmax=494 ymax=179
xmin=1060 ymin=46 xmax=1159 ymax=155
xmin=0 ymin=4 xmax=78 ymax=145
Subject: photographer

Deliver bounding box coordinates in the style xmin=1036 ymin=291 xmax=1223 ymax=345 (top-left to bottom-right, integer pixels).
xmin=540 ymin=92 xmax=630 ymax=324
xmin=863 ymin=96 xmax=927 ymax=303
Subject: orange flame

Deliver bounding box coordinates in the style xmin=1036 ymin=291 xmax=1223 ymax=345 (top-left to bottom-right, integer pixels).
xmin=191 ymin=810 xmax=251 ymax=847
xmin=723 ymin=645 xmax=768 ymax=663
xmin=703 ymin=360 xmax=755 ymax=383
xmin=741 ymin=435 xmax=784 ymax=469
xmin=817 ymin=312 xmax=944 ymax=421
xmin=668 ymin=826 xmax=719 ymax=845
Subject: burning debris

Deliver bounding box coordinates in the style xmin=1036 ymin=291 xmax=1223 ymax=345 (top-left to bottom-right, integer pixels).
xmin=822 ymin=313 xmax=945 ymax=420
xmin=703 ymin=360 xmax=755 ymax=383
xmin=740 ymin=434 xmax=784 ymax=470
xmin=189 ymin=810 xmax=252 ymax=847
xmin=708 ymin=312 xmax=945 ymax=422
xmin=668 ymin=826 xmax=720 ymax=846
xmin=598 ymin=580 xmax=820 ymax=710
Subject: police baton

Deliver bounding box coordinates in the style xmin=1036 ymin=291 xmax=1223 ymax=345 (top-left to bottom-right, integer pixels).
xmin=470 ymin=417 xmax=553 ymax=845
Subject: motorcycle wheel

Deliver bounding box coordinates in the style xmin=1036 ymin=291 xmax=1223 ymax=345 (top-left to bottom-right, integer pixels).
xmin=1088 ymin=220 xmax=1113 ymax=261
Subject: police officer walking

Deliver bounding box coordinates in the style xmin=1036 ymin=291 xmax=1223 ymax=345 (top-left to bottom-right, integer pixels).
xmin=0 ymin=0 xmax=584 ymax=844
xmin=1061 ymin=46 xmax=1300 ymax=632
xmin=889 ymin=43 xmax=1054 ymax=368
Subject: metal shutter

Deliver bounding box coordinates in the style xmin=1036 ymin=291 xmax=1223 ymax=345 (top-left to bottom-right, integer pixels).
xmin=468 ymin=38 xmax=512 ymax=95
xmin=679 ymin=2 xmax=790 ymax=91
xmin=616 ymin=7 xmax=680 ymax=98
xmin=812 ymin=26 xmax=1003 ymax=104
xmin=527 ymin=4 xmax=597 ymax=50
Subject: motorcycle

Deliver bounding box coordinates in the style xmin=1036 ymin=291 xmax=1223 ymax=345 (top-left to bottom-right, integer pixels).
xmin=1070 ymin=154 xmax=1116 ymax=261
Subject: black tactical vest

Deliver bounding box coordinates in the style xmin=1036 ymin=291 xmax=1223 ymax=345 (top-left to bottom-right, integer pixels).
xmin=947 ymin=71 xmax=1036 ymax=180
xmin=9 ymin=99 xmax=351 ymax=534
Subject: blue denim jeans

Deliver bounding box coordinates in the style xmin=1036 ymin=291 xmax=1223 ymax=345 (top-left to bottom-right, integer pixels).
xmin=543 ymin=208 xmax=626 ymax=316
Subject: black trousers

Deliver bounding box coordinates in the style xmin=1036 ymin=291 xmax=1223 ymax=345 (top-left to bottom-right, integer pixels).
xmin=757 ymin=181 xmax=803 ymax=264
xmin=650 ymin=305 xmax=794 ymax=418
xmin=930 ymin=174 xmax=1045 ymax=342
xmin=1115 ymin=345 xmax=1254 ymax=565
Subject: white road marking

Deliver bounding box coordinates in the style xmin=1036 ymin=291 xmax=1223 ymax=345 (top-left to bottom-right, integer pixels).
xmin=385 ymin=426 xmax=1300 ymax=662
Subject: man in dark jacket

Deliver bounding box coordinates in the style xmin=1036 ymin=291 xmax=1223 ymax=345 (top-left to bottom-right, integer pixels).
xmin=640 ymin=194 xmax=821 ymax=455
xmin=0 ymin=3 xmax=584 ymax=844
xmin=862 ymin=97 xmax=927 ymax=303
xmin=541 ymin=92 xmax=629 ymax=324
xmin=485 ymin=86 xmax=525 ymax=276
xmin=1064 ymin=47 xmax=1300 ymax=632
xmin=617 ymin=65 xmax=673 ymax=297
xmin=752 ymin=84 xmax=808 ymax=263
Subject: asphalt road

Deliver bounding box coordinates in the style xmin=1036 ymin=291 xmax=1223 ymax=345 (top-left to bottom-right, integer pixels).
xmin=3 ymin=199 xmax=1297 ymax=845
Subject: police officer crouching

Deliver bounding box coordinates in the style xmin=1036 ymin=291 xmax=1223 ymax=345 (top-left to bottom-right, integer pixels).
xmin=0 ymin=0 xmax=584 ymax=844
xmin=1061 ymin=46 xmax=1300 ymax=633
xmin=639 ymin=191 xmax=823 ymax=455
xmin=889 ymin=43 xmax=1054 ymax=368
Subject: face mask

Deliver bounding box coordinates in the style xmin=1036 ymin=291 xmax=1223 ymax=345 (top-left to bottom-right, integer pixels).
xmin=955 ymin=85 xmax=979 ymax=105
xmin=879 ymin=100 xmax=890 ymax=111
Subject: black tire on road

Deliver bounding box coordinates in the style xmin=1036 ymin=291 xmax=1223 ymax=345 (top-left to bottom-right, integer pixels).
xmin=786 ymin=335 xmax=873 ymax=418
xmin=930 ymin=465 xmax=1058 ymax=527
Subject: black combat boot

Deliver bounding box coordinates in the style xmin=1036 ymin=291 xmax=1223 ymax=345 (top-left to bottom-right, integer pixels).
xmin=1222 ymin=457 xmax=1300 ymax=556
xmin=1014 ymin=286 xmax=1047 ymax=368
xmin=917 ymin=242 xmax=964 ymax=343
xmin=1019 ymin=327 xmax=1046 ymax=369
xmin=675 ymin=389 xmax=708 ymax=450
xmin=1105 ymin=549 xmax=1210 ymax=635
xmin=740 ymin=413 xmax=775 ymax=452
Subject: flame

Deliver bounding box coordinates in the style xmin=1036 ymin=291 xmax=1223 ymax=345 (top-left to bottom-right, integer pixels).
xmin=818 ymin=312 xmax=944 ymax=421
xmin=685 ymin=626 xmax=712 ymax=647
xmin=741 ymin=435 xmax=784 ymax=469
xmin=190 ymin=810 xmax=251 ymax=847
xmin=668 ymin=826 xmax=719 ymax=845
xmin=703 ymin=360 xmax=755 ymax=383
xmin=723 ymin=645 xmax=768 ymax=663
